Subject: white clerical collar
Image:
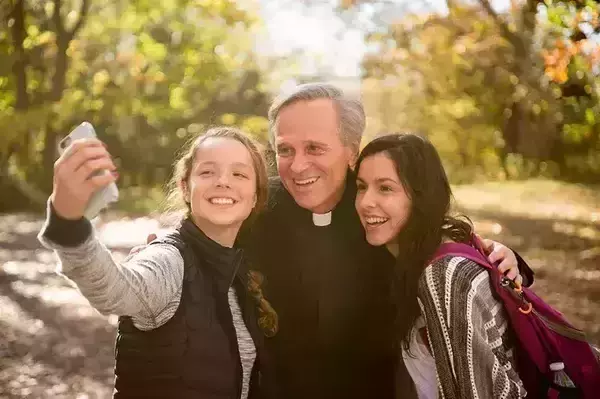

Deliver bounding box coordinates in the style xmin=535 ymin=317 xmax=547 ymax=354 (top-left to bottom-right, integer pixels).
xmin=312 ymin=211 xmax=332 ymax=227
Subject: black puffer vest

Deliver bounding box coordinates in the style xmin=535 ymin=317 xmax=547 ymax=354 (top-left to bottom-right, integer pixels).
xmin=113 ymin=219 xmax=272 ymax=399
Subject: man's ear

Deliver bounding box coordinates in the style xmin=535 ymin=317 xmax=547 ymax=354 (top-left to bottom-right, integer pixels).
xmin=347 ymin=147 xmax=359 ymax=171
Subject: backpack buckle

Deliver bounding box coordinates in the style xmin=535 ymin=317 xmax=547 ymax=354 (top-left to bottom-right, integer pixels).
xmin=519 ymin=302 xmax=533 ymax=314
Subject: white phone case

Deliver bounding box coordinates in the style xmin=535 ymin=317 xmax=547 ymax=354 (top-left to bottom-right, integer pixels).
xmin=58 ymin=122 xmax=119 ymax=220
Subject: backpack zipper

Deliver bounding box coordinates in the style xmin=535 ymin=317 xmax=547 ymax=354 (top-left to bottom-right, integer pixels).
xmin=532 ymin=309 xmax=588 ymax=342
xmin=502 ymin=284 xmax=588 ymax=342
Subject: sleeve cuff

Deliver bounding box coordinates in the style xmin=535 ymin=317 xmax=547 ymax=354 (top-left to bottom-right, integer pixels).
xmin=515 ymin=250 xmax=535 ymax=287
xmin=38 ymin=200 xmax=92 ymax=247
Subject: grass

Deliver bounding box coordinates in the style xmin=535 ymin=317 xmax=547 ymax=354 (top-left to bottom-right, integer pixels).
xmin=452 ymin=179 xmax=600 ymax=223
xmin=451 ymin=179 xmax=600 ymax=343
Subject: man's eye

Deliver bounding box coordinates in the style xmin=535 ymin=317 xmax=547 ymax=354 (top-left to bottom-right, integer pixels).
xmin=307 ymin=145 xmax=325 ymax=155
xmin=277 ymin=147 xmax=292 ymax=157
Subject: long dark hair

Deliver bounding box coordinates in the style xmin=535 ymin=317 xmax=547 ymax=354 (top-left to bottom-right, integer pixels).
xmin=355 ymin=133 xmax=473 ymax=352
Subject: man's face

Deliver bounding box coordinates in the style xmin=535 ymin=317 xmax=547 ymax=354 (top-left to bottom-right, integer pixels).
xmin=274 ymin=99 xmax=355 ymax=214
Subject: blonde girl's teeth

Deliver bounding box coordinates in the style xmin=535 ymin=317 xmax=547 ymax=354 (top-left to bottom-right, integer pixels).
xmin=210 ymin=198 xmax=234 ymax=204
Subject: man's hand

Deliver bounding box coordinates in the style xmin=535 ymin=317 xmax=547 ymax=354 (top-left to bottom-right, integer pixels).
xmin=477 ymin=235 xmax=523 ymax=286
xmin=128 ymin=233 xmax=157 ymax=257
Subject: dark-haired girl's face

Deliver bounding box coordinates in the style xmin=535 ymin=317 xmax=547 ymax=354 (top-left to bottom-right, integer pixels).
xmin=355 ymin=152 xmax=411 ymax=250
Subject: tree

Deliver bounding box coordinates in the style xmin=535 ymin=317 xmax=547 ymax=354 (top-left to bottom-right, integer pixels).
xmin=354 ymin=0 xmax=600 ymax=181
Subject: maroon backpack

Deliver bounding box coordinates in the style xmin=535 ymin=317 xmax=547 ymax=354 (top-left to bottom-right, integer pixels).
xmin=431 ymin=237 xmax=600 ymax=398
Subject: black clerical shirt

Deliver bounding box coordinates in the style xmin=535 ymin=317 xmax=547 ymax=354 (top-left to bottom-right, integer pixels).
xmin=241 ymin=172 xmax=399 ymax=399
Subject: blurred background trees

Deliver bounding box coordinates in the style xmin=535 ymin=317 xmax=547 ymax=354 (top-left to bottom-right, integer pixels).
xmin=1 ymin=0 xmax=598 ymax=213
xmin=357 ymin=0 xmax=600 ymax=182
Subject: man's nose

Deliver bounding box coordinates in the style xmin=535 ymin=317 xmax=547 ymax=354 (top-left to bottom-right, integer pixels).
xmin=289 ymin=154 xmax=309 ymax=174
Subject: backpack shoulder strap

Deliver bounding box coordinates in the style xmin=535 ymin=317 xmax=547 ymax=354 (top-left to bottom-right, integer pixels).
xmin=430 ymin=238 xmax=493 ymax=271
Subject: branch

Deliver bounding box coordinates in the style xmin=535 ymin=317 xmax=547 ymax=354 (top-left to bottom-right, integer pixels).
xmin=8 ymin=0 xmax=29 ymax=110
xmin=1 ymin=0 xmax=15 ymax=22
xmin=52 ymin=0 xmax=65 ymax=37
xmin=476 ymin=0 xmax=523 ymax=52
xmin=69 ymin=0 xmax=90 ymax=37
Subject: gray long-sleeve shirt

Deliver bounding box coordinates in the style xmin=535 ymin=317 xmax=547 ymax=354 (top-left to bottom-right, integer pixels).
xmin=38 ymin=211 xmax=256 ymax=399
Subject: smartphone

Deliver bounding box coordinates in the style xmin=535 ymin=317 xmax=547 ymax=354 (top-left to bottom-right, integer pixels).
xmin=58 ymin=122 xmax=119 ymax=220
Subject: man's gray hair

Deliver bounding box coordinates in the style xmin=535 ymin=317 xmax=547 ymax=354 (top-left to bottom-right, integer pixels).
xmin=267 ymin=82 xmax=366 ymax=153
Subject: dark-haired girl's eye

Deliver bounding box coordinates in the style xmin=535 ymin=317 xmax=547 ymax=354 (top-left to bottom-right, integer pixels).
xmin=380 ymin=185 xmax=393 ymax=193
xmin=233 ymin=172 xmax=249 ymax=179
xmin=356 ymin=182 xmax=367 ymax=191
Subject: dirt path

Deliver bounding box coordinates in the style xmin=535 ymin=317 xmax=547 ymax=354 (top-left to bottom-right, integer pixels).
xmin=0 ymin=214 xmax=167 ymax=398
xmin=1 ymin=191 xmax=599 ymax=398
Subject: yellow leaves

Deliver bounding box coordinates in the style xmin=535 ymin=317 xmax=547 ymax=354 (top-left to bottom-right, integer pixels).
xmin=37 ymin=31 xmax=55 ymax=46
xmin=22 ymin=28 xmax=56 ymax=50
xmin=240 ymin=116 xmax=269 ymax=140
xmin=154 ymin=71 xmax=166 ymax=82
xmin=169 ymin=87 xmax=187 ymax=110
xmin=214 ymin=114 xmax=268 ymax=140
xmin=26 ymin=25 xmax=39 ymax=38
xmin=92 ymin=70 xmax=110 ymax=96
xmin=220 ymin=113 xmax=236 ymax=125
xmin=138 ymin=33 xmax=167 ymax=62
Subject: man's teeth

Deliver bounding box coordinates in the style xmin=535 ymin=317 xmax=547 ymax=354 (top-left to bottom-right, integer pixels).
xmin=209 ymin=197 xmax=235 ymax=205
xmin=366 ymin=217 xmax=389 ymax=225
xmin=295 ymin=177 xmax=318 ymax=186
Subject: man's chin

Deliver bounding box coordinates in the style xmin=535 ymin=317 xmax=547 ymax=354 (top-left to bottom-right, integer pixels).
xmin=290 ymin=195 xmax=321 ymax=213
xmin=292 ymin=195 xmax=335 ymax=214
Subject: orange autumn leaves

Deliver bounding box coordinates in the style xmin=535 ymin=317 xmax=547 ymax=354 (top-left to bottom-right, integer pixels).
xmin=542 ymin=9 xmax=600 ymax=84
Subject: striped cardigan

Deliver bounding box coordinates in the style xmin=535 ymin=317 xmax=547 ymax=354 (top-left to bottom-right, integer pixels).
xmin=417 ymin=255 xmax=527 ymax=398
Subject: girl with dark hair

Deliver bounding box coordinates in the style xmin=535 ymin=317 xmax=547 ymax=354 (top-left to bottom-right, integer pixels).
xmin=38 ymin=126 xmax=277 ymax=399
xmin=355 ymin=133 xmax=528 ymax=398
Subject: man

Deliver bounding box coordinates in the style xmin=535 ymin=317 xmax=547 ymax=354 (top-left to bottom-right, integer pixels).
xmin=239 ymin=83 xmax=527 ymax=399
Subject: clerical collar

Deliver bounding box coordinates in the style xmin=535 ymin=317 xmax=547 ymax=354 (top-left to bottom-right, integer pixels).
xmin=312 ymin=211 xmax=332 ymax=227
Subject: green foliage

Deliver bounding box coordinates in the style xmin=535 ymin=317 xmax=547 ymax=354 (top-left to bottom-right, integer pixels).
xmin=0 ymin=0 xmax=273 ymax=211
